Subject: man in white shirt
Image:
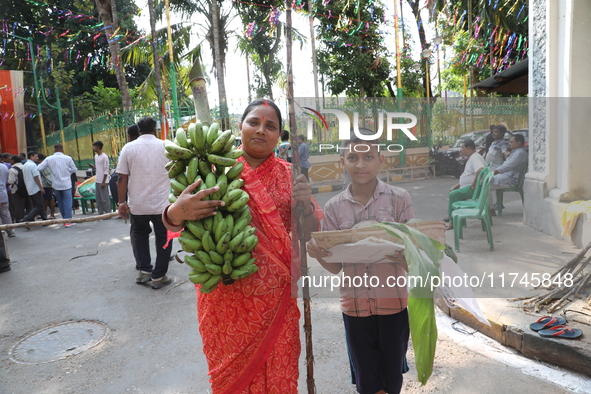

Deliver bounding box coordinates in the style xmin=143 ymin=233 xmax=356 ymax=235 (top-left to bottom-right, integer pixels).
xmin=116 ymin=117 xmax=173 ymax=289
xmin=37 ymin=144 xmax=78 ymax=227
xmin=91 ymin=141 xmax=111 ymax=215
xmin=445 ymin=139 xmax=486 ymax=225
xmin=20 ymin=151 xmax=47 ymax=222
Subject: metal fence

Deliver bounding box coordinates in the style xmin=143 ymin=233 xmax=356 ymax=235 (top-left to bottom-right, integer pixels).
xmin=38 ymin=97 xmax=529 ymax=170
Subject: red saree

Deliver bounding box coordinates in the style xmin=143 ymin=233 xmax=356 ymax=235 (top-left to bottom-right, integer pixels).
xmin=196 ymin=154 xmax=322 ymax=393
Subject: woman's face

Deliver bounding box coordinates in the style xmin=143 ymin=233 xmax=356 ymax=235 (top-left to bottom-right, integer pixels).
xmin=240 ymin=104 xmax=281 ymax=159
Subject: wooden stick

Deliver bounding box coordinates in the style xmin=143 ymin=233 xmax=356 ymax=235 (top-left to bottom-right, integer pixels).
xmin=0 ymin=212 xmax=119 ymax=230
xmin=286 ymin=3 xmax=315 ymax=393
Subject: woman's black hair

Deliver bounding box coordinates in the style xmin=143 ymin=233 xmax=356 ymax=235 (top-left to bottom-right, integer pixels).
xmin=240 ymin=98 xmax=283 ymax=129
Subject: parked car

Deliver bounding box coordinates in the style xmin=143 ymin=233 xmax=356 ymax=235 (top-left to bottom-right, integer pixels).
xmin=446 ymin=130 xmax=490 ymax=155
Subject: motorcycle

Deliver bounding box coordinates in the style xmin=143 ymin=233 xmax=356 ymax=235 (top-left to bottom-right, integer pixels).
xmin=429 ymin=146 xmax=466 ymax=178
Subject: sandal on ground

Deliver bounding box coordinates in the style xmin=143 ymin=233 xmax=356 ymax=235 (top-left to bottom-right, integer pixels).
xmin=529 ymin=316 xmax=567 ymax=331
xmin=537 ymin=325 xmax=582 ymax=339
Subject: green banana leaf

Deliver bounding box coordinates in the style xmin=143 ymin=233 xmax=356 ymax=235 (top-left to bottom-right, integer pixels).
xmin=376 ymin=222 xmax=444 ymax=385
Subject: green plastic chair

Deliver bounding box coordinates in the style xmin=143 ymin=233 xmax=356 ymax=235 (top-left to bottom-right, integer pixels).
xmin=451 ymin=171 xmax=494 ymax=252
xmin=495 ymin=161 xmax=528 ymax=216
xmin=451 ymin=165 xmax=491 ymax=212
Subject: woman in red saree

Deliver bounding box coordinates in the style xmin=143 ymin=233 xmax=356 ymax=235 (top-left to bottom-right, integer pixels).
xmin=164 ymin=99 xmax=322 ymax=393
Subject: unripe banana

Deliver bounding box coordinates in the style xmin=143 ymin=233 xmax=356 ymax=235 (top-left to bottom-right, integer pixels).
xmin=227 ymin=193 xmax=250 ymax=212
xmin=191 ymin=122 xmax=206 ymax=153
xmin=185 ymin=255 xmax=207 ymax=272
xmin=196 ymin=250 xmax=214 ymax=266
xmin=230 ymin=269 xmax=251 ymax=280
xmin=231 ymin=252 xmax=251 ymax=268
xmin=214 ymin=215 xmax=227 ymax=243
xmin=186 ymin=220 xmax=205 ymax=239
xmin=211 ymin=174 xmax=227 ymax=200
xmin=204 ymin=263 xmax=222 ymax=276
xmin=226 ymin=179 xmax=244 ymax=195
xmin=208 ymin=250 xmax=224 ymax=265
xmin=205 ymin=172 xmax=217 ymax=189
xmin=222 ymin=261 xmax=233 ymax=275
xmin=226 ymin=161 xmax=244 ymax=181
xmin=207 ymin=153 xmax=237 ymax=167
xmin=203 ymin=216 xmax=214 ymax=232
xmin=189 ymin=271 xmax=212 ymax=284
xmin=211 ymin=130 xmax=232 ymax=153
xmin=224 ymin=215 xmax=234 ymax=237
xmin=201 ymin=231 xmax=215 ymax=253
xmin=243 ymin=225 xmax=256 ymax=237
xmin=228 ymin=231 xmax=245 ymax=251
xmin=200 ymin=274 xmax=222 ymax=293
xmin=176 ymin=173 xmax=189 ymax=187
xmin=187 ymin=156 xmax=200 ymax=184
xmin=231 ymin=218 xmax=249 ymax=239
xmin=198 ymin=180 xmax=209 ymax=200
xmin=206 ymin=123 xmax=220 ymax=148
xmin=171 ymin=179 xmax=186 ymax=194
xmin=223 ymin=249 xmax=233 ymax=264
xmin=168 ymin=194 xmax=177 ymax=204
xmin=178 ymin=236 xmax=202 ymax=253
xmin=216 ymin=232 xmax=232 ymax=254
xmin=165 ymin=161 xmax=175 ymax=171
xmin=164 ymin=139 xmax=194 ymax=159
xmin=221 ymin=136 xmax=236 ymax=154
xmin=225 ymin=149 xmax=244 ymax=160
xmin=215 ymin=164 xmax=226 ymax=177
xmin=222 ymin=189 xmax=244 ymax=206
xmin=234 ymin=234 xmax=258 ymax=253
xmin=236 ymin=206 xmax=252 ymax=223
xmin=241 ymin=261 xmax=258 ymax=274
xmin=243 ymin=235 xmax=259 ymax=253
xmin=198 ymin=160 xmax=212 ymax=177
xmin=167 ymin=161 xmax=185 ymax=178
xmin=175 ymin=128 xmax=190 ymax=149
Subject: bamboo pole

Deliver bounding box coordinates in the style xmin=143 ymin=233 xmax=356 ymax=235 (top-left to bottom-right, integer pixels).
xmin=0 ymin=212 xmax=119 ymax=231
xmin=286 ymin=2 xmax=315 ymax=393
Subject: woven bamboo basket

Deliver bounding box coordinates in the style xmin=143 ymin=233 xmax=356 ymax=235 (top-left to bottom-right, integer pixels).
xmin=311 ymin=220 xmax=446 ymax=250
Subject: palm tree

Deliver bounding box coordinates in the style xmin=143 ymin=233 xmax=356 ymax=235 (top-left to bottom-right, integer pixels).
xmin=93 ymin=0 xmax=133 ymax=111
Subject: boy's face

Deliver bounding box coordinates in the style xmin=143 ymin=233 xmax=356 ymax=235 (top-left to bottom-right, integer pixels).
xmin=340 ymin=143 xmax=383 ymax=186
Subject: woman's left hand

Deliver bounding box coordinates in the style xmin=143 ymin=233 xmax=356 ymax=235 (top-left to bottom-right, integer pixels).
xmin=293 ymin=174 xmax=312 ymax=211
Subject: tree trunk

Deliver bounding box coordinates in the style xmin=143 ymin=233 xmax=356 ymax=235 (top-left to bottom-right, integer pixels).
xmin=408 ymin=0 xmax=431 ymax=97
xmin=94 ymin=0 xmax=133 ymax=111
xmin=148 ymin=0 xmax=165 ymax=128
xmin=210 ymin=0 xmax=229 ymax=130
xmin=189 ymin=57 xmax=212 ymax=125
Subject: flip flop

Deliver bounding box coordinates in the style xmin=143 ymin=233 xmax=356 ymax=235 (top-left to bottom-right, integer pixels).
xmin=529 ymin=316 xmax=567 ymax=331
xmin=538 ymin=325 xmax=583 ymax=339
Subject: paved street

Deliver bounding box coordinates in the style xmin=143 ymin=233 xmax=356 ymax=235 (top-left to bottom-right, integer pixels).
xmin=0 ymin=176 xmax=589 ymax=393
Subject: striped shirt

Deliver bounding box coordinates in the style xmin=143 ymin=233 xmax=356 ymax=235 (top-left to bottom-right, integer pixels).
xmin=116 ymin=134 xmax=169 ymax=215
xmin=322 ymin=179 xmax=415 ymax=317
xmin=37 ymin=152 xmax=78 ymax=191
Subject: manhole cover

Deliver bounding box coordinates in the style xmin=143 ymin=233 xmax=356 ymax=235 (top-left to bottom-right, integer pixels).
xmin=9 ymin=320 xmax=108 ymax=364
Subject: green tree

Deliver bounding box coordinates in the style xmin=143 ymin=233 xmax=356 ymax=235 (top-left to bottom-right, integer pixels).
xmin=313 ymin=0 xmax=392 ymax=97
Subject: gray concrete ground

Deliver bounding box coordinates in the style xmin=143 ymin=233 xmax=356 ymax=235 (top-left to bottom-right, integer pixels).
xmin=1 ymin=176 xmax=590 ymax=393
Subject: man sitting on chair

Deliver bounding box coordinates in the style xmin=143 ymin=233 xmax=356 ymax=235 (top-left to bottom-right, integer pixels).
xmin=445 ymin=139 xmax=486 ymax=227
xmin=488 ymin=134 xmax=527 ymax=214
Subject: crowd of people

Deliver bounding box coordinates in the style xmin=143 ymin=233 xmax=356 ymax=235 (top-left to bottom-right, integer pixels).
xmin=5 ymin=101 xmax=519 ymax=393
xmin=444 ymin=124 xmax=528 ymax=229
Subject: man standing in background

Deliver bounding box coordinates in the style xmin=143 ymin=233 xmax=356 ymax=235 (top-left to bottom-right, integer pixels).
xmin=37 ymin=144 xmax=78 ymax=228
xmin=116 ymin=117 xmax=173 ymax=289
xmin=297 ymin=134 xmax=311 ymax=181
xmin=19 ymin=151 xmax=47 ymax=223
xmin=91 ymin=141 xmax=111 ymax=215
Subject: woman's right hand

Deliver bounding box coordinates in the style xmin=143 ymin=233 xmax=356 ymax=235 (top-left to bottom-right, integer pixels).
xmin=167 ymin=179 xmax=225 ymax=224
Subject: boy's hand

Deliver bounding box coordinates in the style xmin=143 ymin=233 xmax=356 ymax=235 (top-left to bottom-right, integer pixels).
xmin=385 ymin=250 xmax=409 ymax=272
xmin=306 ymin=237 xmax=331 ymax=260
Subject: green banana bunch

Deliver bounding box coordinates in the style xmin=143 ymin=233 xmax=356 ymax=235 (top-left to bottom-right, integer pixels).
xmin=168 ymin=121 xmax=260 ymax=294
